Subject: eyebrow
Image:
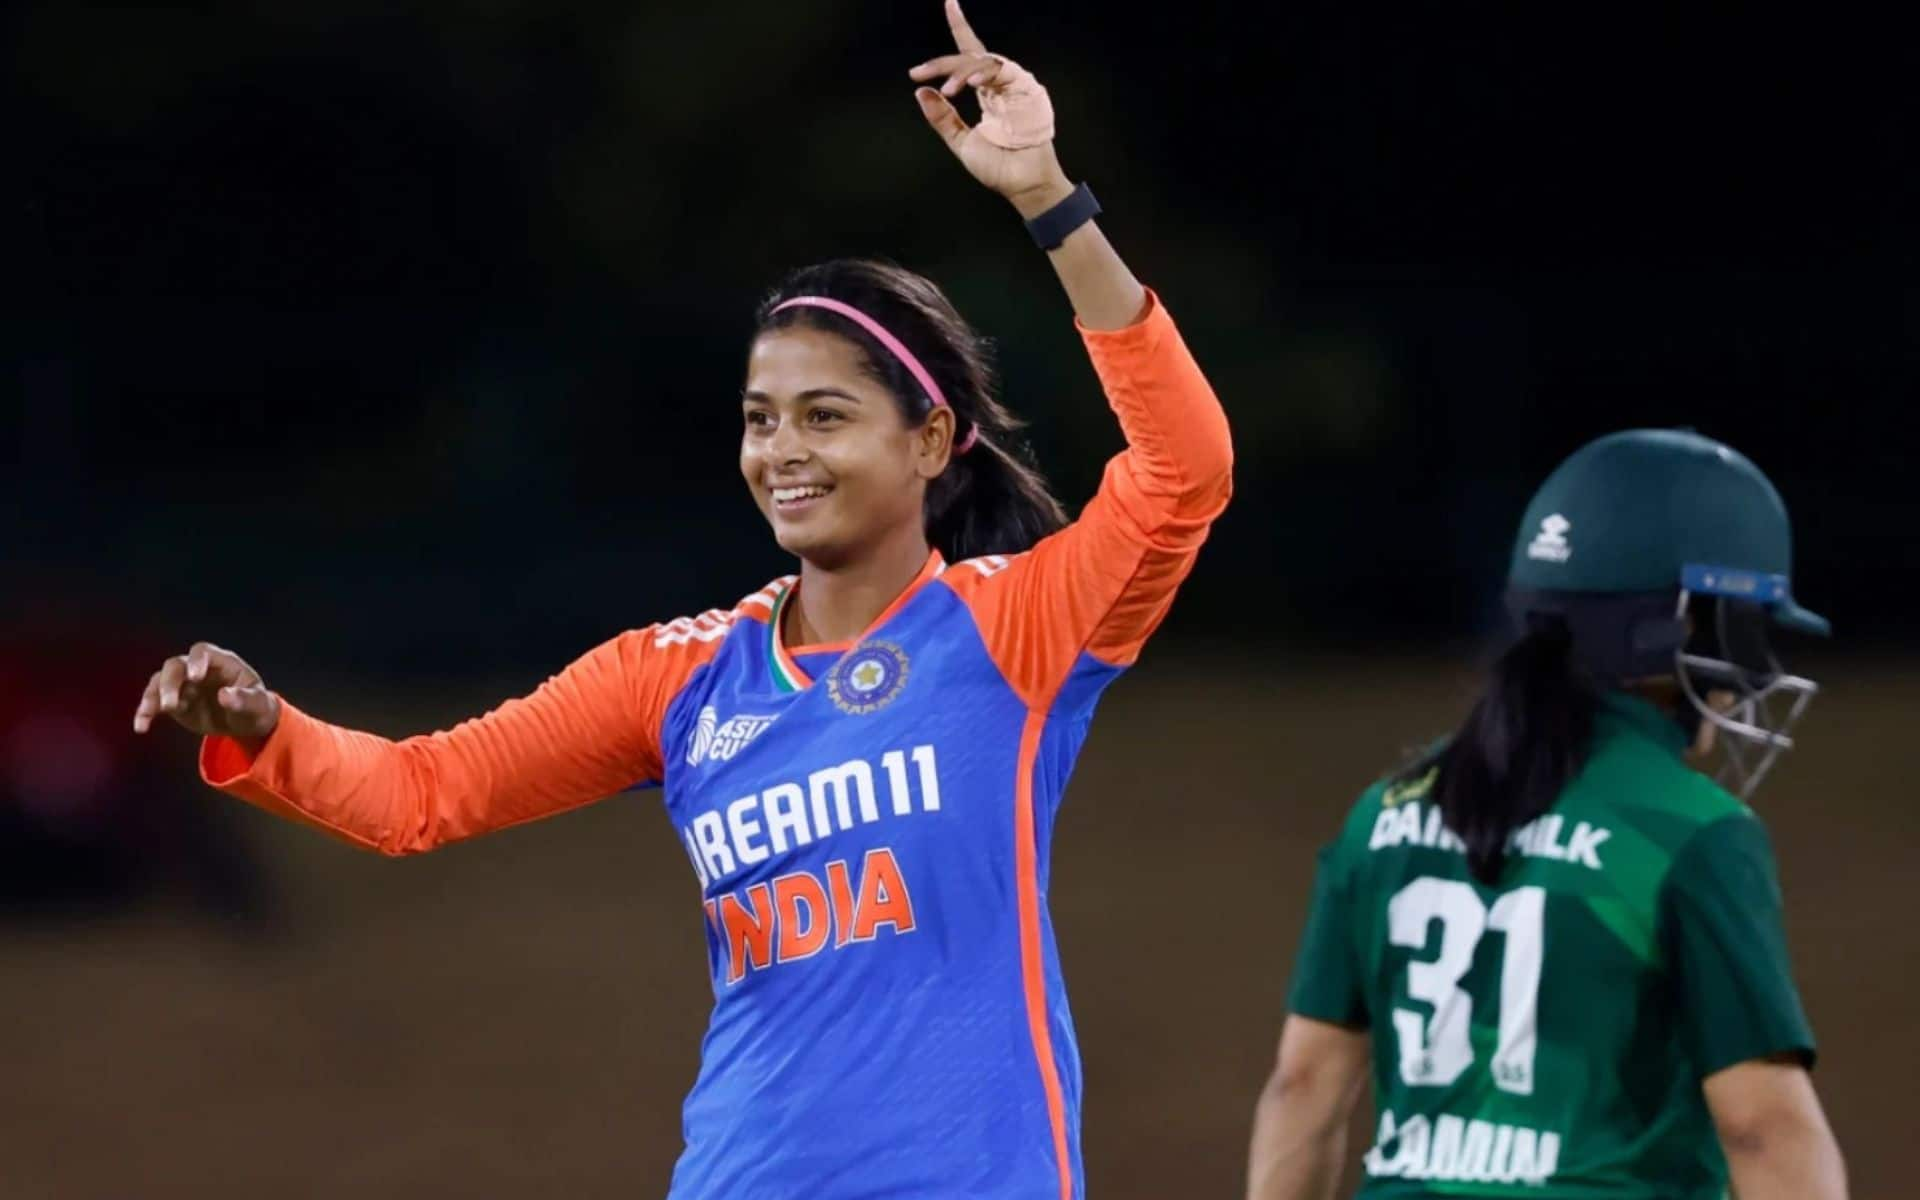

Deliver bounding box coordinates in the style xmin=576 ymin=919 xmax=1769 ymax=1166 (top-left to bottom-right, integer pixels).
xmin=741 ymin=387 xmax=865 ymax=405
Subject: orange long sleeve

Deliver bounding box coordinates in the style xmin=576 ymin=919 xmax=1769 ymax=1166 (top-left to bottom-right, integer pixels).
xmin=200 ymin=627 xmax=713 ymax=855
xmin=942 ymin=289 xmax=1234 ymax=705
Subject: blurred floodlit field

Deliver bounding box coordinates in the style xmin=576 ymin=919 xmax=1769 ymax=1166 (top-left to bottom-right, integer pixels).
xmin=1 ymin=653 xmax=1907 ymax=1197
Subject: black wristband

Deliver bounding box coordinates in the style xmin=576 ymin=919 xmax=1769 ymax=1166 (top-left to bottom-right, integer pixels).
xmin=1024 ymin=182 xmax=1101 ymax=251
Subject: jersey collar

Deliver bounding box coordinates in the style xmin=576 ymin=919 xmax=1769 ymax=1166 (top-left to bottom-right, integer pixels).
xmin=1595 ymin=691 xmax=1690 ymax=760
xmin=767 ymin=549 xmax=947 ymax=693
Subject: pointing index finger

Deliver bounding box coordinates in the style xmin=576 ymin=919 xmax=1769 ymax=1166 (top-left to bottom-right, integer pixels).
xmin=946 ymin=0 xmax=986 ymax=55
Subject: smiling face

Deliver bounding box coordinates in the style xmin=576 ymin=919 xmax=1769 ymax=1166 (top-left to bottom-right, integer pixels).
xmin=741 ymin=326 xmax=953 ymax=569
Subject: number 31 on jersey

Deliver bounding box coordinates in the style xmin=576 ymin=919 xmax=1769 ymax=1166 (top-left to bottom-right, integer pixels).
xmin=1389 ymin=877 xmax=1545 ymax=1095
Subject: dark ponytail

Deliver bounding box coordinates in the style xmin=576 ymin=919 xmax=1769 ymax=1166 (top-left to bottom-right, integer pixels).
xmin=1403 ymin=619 xmax=1601 ymax=884
xmin=754 ymin=258 xmax=1069 ymax=562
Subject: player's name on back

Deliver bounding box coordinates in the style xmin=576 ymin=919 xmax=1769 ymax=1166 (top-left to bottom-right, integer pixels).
xmin=1368 ymin=800 xmax=1612 ymax=871
xmin=1365 ymin=1109 xmax=1563 ymax=1186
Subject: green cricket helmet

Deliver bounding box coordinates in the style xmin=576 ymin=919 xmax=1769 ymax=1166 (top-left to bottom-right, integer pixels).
xmin=1504 ymin=429 xmax=1827 ymax=796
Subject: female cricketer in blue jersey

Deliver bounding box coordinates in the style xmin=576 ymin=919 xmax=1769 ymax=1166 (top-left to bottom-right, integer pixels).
xmin=132 ymin=3 xmax=1232 ymax=1196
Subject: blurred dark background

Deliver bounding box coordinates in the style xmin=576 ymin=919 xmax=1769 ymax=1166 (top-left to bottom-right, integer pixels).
xmin=2 ymin=2 xmax=1913 ymax=1196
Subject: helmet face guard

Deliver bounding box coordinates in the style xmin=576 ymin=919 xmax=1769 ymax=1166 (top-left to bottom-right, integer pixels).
xmin=1673 ymin=589 xmax=1819 ymax=798
xmin=1502 ymin=430 xmax=1829 ymax=799
xmin=1507 ymin=573 xmax=1820 ymax=799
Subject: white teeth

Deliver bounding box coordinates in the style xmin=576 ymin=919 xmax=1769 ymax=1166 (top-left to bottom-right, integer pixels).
xmin=772 ymin=485 xmax=831 ymax=504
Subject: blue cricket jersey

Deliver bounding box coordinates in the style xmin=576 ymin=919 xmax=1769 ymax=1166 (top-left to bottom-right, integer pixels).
xmin=201 ymin=292 xmax=1232 ymax=1198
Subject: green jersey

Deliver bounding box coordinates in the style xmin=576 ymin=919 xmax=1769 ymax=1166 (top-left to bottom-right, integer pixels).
xmin=1288 ymin=693 xmax=1815 ymax=1198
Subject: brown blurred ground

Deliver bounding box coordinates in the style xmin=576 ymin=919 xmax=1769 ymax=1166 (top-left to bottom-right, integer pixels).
xmin=2 ymin=655 xmax=1909 ymax=1198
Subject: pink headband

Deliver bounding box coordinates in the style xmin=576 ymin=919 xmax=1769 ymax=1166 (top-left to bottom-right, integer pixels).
xmin=770 ymin=295 xmax=977 ymax=453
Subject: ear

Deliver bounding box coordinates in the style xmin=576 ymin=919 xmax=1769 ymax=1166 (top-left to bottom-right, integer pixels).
xmin=914 ymin=407 xmax=958 ymax=479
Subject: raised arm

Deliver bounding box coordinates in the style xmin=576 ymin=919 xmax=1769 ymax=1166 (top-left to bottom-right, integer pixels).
xmin=912 ymin=1 xmax=1233 ymax=705
xmin=133 ymin=631 xmax=708 ymax=855
xmin=910 ymin=0 xmax=1145 ymax=330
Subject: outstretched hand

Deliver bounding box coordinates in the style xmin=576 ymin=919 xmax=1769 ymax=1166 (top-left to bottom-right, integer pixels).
xmin=132 ymin=642 xmax=279 ymax=741
xmin=908 ymin=0 xmax=1074 ymax=217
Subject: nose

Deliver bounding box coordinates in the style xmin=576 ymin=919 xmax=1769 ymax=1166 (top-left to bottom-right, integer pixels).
xmin=766 ymin=413 xmax=809 ymax=465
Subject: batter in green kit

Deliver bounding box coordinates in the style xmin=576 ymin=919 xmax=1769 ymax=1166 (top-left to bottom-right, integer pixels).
xmin=1247 ymin=430 xmax=1848 ymax=1200
xmin=1300 ymin=696 xmax=1809 ymax=1195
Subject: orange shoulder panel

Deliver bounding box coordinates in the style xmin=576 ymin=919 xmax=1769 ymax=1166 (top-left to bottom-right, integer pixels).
xmin=943 ymin=290 xmax=1232 ymax=708
xmin=199 ymin=619 xmax=728 ymax=855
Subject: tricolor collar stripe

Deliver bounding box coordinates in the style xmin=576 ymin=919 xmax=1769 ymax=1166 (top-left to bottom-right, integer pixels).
xmin=768 ymin=585 xmax=806 ymax=693
xmin=764 ymin=550 xmax=948 ymax=694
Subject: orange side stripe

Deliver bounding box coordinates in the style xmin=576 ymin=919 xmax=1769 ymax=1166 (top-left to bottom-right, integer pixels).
xmin=1013 ymin=709 xmax=1073 ymax=1200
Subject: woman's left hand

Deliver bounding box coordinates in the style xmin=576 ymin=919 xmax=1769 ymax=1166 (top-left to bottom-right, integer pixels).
xmin=909 ymin=0 xmax=1075 ymax=218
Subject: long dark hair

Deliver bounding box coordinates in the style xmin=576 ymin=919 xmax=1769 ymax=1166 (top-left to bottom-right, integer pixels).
xmin=1403 ymin=617 xmax=1601 ymax=884
xmin=753 ymin=258 xmax=1068 ymax=562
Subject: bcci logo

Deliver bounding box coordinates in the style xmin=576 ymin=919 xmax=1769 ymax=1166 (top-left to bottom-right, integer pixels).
xmin=687 ymin=706 xmax=777 ymax=767
xmin=827 ymin=642 xmax=911 ymax=716
xmin=1526 ymin=513 xmax=1572 ymax=563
